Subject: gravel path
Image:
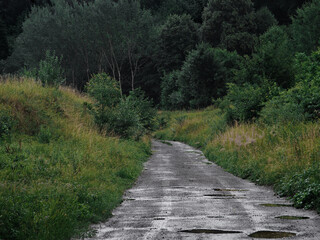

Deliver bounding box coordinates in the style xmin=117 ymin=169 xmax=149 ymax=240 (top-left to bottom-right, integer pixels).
xmin=85 ymin=140 xmax=320 ymax=240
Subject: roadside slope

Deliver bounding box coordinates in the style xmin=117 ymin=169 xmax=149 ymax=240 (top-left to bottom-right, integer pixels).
xmin=155 ymin=109 xmax=320 ymax=213
xmin=0 ymin=77 xmax=151 ymax=240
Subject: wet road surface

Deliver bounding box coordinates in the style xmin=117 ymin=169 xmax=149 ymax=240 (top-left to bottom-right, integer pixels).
xmin=85 ymin=140 xmax=320 ymax=239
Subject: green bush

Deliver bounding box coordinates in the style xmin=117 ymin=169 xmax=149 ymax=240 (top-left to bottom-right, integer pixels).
xmin=38 ymin=50 xmax=65 ymax=87
xmin=127 ymin=88 xmax=156 ymax=131
xmin=86 ymin=73 xmax=154 ymax=139
xmin=111 ymin=98 xmax=143 ymax=139
xmin=86 ymin=73 xmax=121 ymax=110
xmin=234 ymin=26 xmax=294 ymax=88
xmin=277 ymin=165 xmax=320 ymax=212
xmin=38 ymin=125 xmax=52 ymax=144
xmin=219 ymin=81 xmax=280 ymax=123
xmin=261 ymin=49 xmax=320 ymax=124
xmin=86 ymin=73 xmax=121 ymax=131
xmin=0 ymin=110 xmax=14 ymax=142
xmin=160 ymin=71 xmax=185 ymax=110
xmin=260 ymin=90 xmax=306 ymax=125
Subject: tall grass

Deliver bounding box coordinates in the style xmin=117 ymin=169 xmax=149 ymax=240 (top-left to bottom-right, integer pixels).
xmin=155 ymin=109 xmax=320 ymax=213
xmin=0 ymin=76 xmax=151 ymax=240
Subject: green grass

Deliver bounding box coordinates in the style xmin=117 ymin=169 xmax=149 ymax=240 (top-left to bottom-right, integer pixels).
xmin=0 ymin=76 xmax=151 ymax=240
xmin=155 ymin=108 xmax=320 ymax=213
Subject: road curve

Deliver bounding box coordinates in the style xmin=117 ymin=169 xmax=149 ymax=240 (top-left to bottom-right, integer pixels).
xmin=85 ymin=140 xmax=320 ymax=240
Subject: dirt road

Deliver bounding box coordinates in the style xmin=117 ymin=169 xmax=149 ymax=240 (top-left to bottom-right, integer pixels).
xmin=86 ymin=140 xmax=320 ymax=239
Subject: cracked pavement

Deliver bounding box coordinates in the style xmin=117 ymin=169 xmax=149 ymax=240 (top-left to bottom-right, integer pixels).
xmin=84 ymin=140 xmax=320 ymax=240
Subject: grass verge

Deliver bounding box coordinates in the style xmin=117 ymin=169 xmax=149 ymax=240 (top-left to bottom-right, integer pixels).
xmin=155 ymin=108 xmax=320 ymax=213
xmin=0 ymin=76 xmax=151 ymax=240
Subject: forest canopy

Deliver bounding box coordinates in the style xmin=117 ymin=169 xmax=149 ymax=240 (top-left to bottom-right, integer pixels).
xmin=0 ymin=0 xmax=319 ymax=111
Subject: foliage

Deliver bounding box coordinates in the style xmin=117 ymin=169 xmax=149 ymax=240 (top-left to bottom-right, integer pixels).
xmin=260 ymin=92 xmax=306 ymax=125
xmin=291 ymin=0 xmax=320 ymax=54
xmin=220 ymin=81 xmax=280 ymax=123
xmin=176 ymin=43 xmax=240 ymax=108
xmin=38 ymin=50 xmax=65 ymax=87
xmin=160 ymin=71 xmax=184 ymax=110
xmin=0 ymin=77 xmax=151 ymax=239
xmin=277 ymin=165 xmax=320 ymax=212
xmin=0 ymin=109 xmax=14 ymax=142
xmin=234 ymin=26 xmax=294 ymax=88
xmin=142 ymin=0 xmax=208 ymax=23
xmin=261 ymin=49 xmax=320 ymax=124
xmin=109 ymin=98 xmax=143 ymax=139
xmin=157 ymin=14 xmax=199 ymax=72
xmin=253 ymin=0 xmax=308 ymax=25
xmin=201 ymin=0 xmax=257 ymax=55
xmin=127 ymin=88 xmax=156 ymax=131
xmin=86 ymin=73 xmax=121 ymax=110
xmin=0 ymin=19 xmax=9 ymax=60
xmin=255 ymin=7 xmax=278 ymax=35
xmin=7 ymin=0 xmax=155 ymax=94
xmin=86 ymin=73 xmax=155 ymax=139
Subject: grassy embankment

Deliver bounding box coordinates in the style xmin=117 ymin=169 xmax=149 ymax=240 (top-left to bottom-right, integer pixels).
xmin=155 ymin=108 xmax=320 ymax=213
xmin=0 ymin=77 xmax=151 ymax=240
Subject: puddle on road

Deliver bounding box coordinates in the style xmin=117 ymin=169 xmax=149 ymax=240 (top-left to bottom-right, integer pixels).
xmin=276 ymin=215 xmax=309 ymax=220
xmin=214 ymin=188 xmax=248 ymax=192
xmin=248 ymin=231 xmax=296 ymax=238
xmin=204 ymin=194 xmax=233 ymax=197
xmin=179 ymin=229 xmax=242 ymax=234
xmin=260 ymin=203 xmax=293 ymax=207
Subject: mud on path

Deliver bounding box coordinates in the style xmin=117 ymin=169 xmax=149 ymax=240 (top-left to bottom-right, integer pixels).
xmin=85 ymin=140 xmax=320 ymax=239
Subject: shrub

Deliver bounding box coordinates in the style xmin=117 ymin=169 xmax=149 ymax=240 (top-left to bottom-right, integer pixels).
xmin=0 ymin=110 xmax=14 ymax=142
xmin=220 ymin=81 xmax=280 ymax=123
xmin=127 ymin=88 xmax=156 ymax=131
xmin=38 ymin=50 xmax=65 ymax=87
xmin=160 ymin=71 xmax=185 ymax=110
xmin=86 ymin=73 xmax=121 ymax=109
xmin=111 ymin=98 xmax=143 ymax=139
xmin=85 ymin=73 xmax=121 ymax=131
xmin=86 ymin=73 xmax=154 ymax=139
xmin=38 ymin=125 xmax=52 ymax=144
xmin=234 ymin=26 xmax=294 ymax=88
xmin=261 ymin=49 xmax=320 ymax=124
xmin=277 ymin=165 xmax=320 ymax=212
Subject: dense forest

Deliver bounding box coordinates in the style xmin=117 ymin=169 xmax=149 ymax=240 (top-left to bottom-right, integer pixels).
xmin=1 ymin=1 xmax=320 ymax=239
xmin=1 ymin=0 xmax=319 ymax=110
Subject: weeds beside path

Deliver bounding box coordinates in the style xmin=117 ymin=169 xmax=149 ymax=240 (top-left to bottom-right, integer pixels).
xmin=0 ymin=77 xmax=151 ymax=240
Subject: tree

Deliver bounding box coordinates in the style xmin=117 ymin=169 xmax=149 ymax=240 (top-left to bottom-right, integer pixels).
xmin=0 ymin=19 xmax=9 ymax=60
xmin=201 ymin=0 xmax=257 ymax=55
xmin=158 ymin=14 xmax=199 ymax=72
xmin=253 ymin=0 xmax=309 ymax=25
xmin=255 ymin=7 xmax=278 ymax=35
xmin=291 ymin=0 xmax=320 ymax=54
xmin=8 ymin=0 xmax=155 ymax=95
xmin=177 ymin=43 xmax=240 ymax=108
xmin=235 ymin=26 xmax=294 ymax=88
xmin=142 ymin=0 xmax=208 ymax=23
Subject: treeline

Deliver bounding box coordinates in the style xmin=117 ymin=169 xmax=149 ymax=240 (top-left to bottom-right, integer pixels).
xmin=1 ymin=0 xmax=317 ymax=106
